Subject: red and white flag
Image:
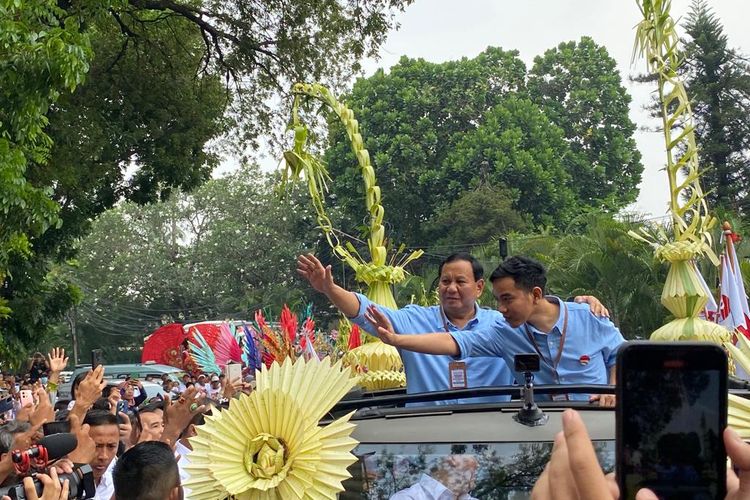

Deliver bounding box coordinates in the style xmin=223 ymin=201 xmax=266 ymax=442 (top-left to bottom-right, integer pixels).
xmin=695 ymin=261 xmax=719 ymax=321
xmin=718 ymin=230 xmax=750 ymax=339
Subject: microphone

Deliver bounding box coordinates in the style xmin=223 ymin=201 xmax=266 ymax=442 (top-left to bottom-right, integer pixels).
xmin=12 ymin=433 xmax=78 ymax=473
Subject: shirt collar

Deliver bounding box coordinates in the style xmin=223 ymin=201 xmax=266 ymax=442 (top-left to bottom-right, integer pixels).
xmin=440 ymin=303 xmax=480 ymax=331
xmin=526 ymin=296 xmax=565 ymax=335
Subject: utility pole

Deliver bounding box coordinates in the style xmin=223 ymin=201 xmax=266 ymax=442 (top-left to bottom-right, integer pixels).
xmin=67 ymin=307 xmax=79 ymax=366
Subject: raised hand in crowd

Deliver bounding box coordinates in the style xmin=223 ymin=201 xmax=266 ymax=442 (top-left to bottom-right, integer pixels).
xmin=117 ymin=411 xmax=134 ymax=450
xmin=161 ymin=386 xmax=207 ymax=449
xmin=46 ymin=348 xmax=68 ymax=387
xmin=70 ymin=365 xmax=106 ymax=421
xmin=221 ymin=376 xmax=250 ymax=400
xmin=66 ymin=413 xmax=96 ymax=465
xmin=29 ymin=387 xmax=54 ymax=427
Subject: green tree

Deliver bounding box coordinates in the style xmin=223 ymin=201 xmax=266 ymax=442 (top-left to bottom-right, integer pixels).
xmin=681 ymin=0 xmax=750 ymax=214
xmin=324 ymin=48 xmax=528 ymax=247
xmin=427 ymin=184 xmax=527 ymax=248
xmin=444 ymin=96 xmax=577 ymax=226
xmin=67 ymin=167 xmax=332 ymax=360
xmin=0 ymin=0 xmax=90 ymax=358
xmin=527 ymin=37 xmax=643 ymax=211
xmin=2 ymin=0 xmax=410 ymax=355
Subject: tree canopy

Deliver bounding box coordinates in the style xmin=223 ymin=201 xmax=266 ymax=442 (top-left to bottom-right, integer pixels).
xmin=1 ymin=0 xmax=412 ymax=354
xmin=323 ymin=40 xmax=643 ymax=249
xmin=680 ymin=0 xmax=750 ymax=214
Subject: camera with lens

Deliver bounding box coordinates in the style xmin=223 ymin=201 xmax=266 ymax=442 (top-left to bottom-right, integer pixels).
xmin=0 ymin=464 xmax=95 ymax=500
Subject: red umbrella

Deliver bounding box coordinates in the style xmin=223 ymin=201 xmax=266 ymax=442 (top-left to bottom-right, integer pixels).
xmin=142 ymin=323 xmax=186 ymax=365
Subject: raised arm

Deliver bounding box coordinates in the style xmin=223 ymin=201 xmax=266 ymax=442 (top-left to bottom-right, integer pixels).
xmin=297 ymin=254 xmax=360 ymax=317
xmin=365 ymin=305 xmax=460 ymax=356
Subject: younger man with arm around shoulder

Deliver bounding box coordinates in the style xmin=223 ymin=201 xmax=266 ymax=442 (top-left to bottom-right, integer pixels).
xmin=367 ymin=256 xmax=625 ymax=407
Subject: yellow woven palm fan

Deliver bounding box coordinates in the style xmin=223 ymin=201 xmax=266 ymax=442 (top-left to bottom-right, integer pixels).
xmin=729 ymin=393 xmax=750 ymax=439
xmin=184 ymin=357 xmax=359 ymax=499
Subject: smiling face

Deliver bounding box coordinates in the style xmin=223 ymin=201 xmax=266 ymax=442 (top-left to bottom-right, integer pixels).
xmin=438 ymin=260 xmax=484 ymax=321
xmin=138 ymin=409 xmax=165 ymax=442
xmin=492 ymin=276 xmax=540 ymax=328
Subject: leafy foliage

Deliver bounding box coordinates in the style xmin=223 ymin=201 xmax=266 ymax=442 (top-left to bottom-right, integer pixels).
xmin=324 ymin=41 xmax=642 ymax=248
xmin=680 ymin=0 xmax=750 ymax=214
xmin=66 ymin=167 xmax=333 ymax=359
xmin=0 ymin=0 xmax=91 ymax=354
xmin=527 ymin=37 xmax=643 ymax=210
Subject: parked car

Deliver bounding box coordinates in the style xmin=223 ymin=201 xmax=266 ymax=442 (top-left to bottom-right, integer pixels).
xmin=56 ymin=363 xmax=185 ymax=407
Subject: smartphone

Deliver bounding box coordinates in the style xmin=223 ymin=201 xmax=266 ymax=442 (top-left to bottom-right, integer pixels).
xmin=91 ymin=349 xmax=104 ymax=369
xmin=224 ymin=362 xmax=242 ymax=384
xmin=616 ymin=342 xmax=727 ymax=500
xmin=19 ymin=389 xmax=34 ymax=408
xmin=42 ymin=420 xmax=71 ymax=436
xmin=0 ymin=395 xmax=13 ymax=414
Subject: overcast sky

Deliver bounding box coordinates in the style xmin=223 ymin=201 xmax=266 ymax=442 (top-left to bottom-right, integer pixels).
xmin=353 ymin=0 xmax=750 ymax=218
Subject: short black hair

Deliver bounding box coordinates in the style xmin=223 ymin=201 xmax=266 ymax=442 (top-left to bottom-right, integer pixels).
xmin=489 ymin=255 xmax=547 ymax=293
xmin=84 ymin=409 xmax=119 ymax=428
xmin=438 ymin=252 xmax=484 ymax=281
xmin=113 ymin=441 xmax=179 ymax=500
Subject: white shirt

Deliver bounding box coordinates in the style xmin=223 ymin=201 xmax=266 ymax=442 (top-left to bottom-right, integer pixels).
xmin=175 ymin=440 xmax=192 ymax=498
xmin=94 ymin=456 xmax=117 ymax=500
xmin=390 ymin=474 xmax=478 ymax=500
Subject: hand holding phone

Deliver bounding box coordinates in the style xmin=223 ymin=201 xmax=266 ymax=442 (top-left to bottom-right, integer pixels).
xmin=616 ymin=342 xmax=727 ymax=500
xmin=19 ymin=389 xmax=34 ymax=408
xmin=91 ymin=349 xmax=103 ymax=369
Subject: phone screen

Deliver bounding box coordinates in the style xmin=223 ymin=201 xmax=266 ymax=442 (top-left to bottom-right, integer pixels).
xmin=617 ymin=342 xmax=727 ymax=500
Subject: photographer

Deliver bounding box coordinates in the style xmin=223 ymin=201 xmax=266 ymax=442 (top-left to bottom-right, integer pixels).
xmin=0 ymin=468 xmax=68 ymax=500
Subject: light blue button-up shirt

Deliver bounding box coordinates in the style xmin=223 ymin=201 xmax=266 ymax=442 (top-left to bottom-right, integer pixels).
xmin=351 ymin=293 xmax=514 ymax=406
xmin=450 ymin=298 xmax=625 ymax=401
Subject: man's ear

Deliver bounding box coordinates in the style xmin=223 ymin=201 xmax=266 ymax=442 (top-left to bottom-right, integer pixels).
xmin=475 ymin=278 xmax=485 ymax=295
xmin=168 ymin=485 xmax=183 ymax=500
xmin=532 ymin=286 xmax=544 ymax=301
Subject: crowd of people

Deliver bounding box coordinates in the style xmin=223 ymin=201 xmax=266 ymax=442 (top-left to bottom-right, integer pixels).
xmin=0 ymin=347 xmax=250 ymax=500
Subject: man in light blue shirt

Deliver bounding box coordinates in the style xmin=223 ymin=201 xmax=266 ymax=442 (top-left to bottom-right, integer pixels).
xmin=366 ymin=256 xmax=624 ymax=406
xmin=298 ymin=252 xmax=608 ymax=406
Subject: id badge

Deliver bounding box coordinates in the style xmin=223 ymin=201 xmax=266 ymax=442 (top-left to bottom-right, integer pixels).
xmin=449 ymin=361 xmax=468 ymax=389
xmin=552 ymin=393 xmax=569 ymax=402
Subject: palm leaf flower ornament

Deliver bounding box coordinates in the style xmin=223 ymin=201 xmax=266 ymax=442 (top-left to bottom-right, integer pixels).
xmin=283 ymin=83 xmax=420 ymax=389
xmin=630 ymin=0 xmax=729 ymax=344
xmin=183 ymin=357 xmax=359 ymax=499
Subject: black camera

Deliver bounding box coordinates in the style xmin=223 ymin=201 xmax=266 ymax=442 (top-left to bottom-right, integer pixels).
xmin=0 ymin=464 xmax=95 ymax=500
xmin=514 ymin=353 xmax=540 ymax=373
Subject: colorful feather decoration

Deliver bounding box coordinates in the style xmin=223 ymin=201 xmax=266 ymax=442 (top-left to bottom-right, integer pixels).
xmin=188 ymin=328 xmax=221 ymax=375
xmin=214 ymin=323 xmax=243 ymax=366
xmin=348 ymin=324 xmax=362 ymax=350
xmin=242 ymin=324 xmax=262 ymax=372
xmin=280 ymin=304 xmax=298 ymax=347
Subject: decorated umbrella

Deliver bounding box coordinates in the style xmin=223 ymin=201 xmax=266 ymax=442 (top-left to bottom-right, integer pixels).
xmin=141 ymin=323 xmax=186 ymax=366
xmin=185 ymin=322 xmax=223 ymax=347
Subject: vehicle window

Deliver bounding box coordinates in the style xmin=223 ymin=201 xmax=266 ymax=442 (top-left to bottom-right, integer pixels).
xmin=342 ymin=440 xmax=614 ymax=499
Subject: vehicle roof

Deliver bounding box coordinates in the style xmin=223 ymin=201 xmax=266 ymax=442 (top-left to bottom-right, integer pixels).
xmin=71 ymin=363 xmax=183 ymax=374
xmin=350 ymin=403 xmax=614 ymax=443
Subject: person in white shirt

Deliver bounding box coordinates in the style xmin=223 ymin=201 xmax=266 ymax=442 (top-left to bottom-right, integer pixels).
xmin=205 ymin=375 xmax=221 ymax=399
xmin=391 ymin=455 xmax=479 ymax=500
xmin=83 ymin=410 xmax=120 ymax=500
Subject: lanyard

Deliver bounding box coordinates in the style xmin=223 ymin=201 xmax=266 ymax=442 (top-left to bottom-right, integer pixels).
xmin=524 ymin=302 xmax=569 ymax=372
